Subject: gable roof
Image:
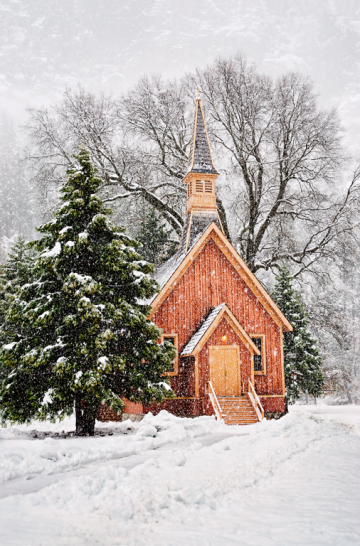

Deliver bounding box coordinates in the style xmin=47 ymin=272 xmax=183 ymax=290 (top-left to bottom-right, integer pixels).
xmin=150 ymin=222 xmax=293 ymax=332
xmin=181 ymin=303 xmax=261 ymax=356
xmin=187 ymin=97 xmax=219 ymax=176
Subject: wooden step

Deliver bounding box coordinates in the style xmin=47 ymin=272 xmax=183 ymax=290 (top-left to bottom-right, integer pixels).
xmin=218 ymin=399 xmax=253 ymax=403
xmin=223 ymin=410 xmax=257 ymax=416
xmin=220 ymin=404 xmax=254 ymax=411
xmin=225 ymin=417 xmax=258 ymax=422
xmin=224 ymin=412 xmax=257 ymax=418
xmin=222 ymin=413 xmax=257 ymax=419
xmin=221 ymin=406 xmax=253 ymax=411
xmin=225 ymin=410 xmax=255 ymax=414
xmin=224 ymin=421 xmax=258 ymax=426
xmin=217 ymin=395 xmax=259 ymax=426
xmin=218 ymin=400 xmax=253 ymax=405
xmin=218 ymin=396 xmax=252 ymax=401
xmin=225 ymin=419 xmax=258 ymax=423
xmin=225 ymin=417 xmax=258 ymax=420
xmin=220 ymin=406 xmax=254 ymax=411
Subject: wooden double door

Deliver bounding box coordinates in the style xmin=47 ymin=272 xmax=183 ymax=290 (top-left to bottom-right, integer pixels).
xmin=209 ymin=345 xmax=241 ymax=396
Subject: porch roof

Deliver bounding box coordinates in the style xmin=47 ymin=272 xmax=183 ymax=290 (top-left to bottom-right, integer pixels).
xmin=181 ymin=303 xmax=260 ymax=357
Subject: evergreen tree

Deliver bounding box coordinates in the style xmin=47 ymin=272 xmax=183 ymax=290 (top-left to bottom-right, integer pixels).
xmin=271 ymin=267 xmax=324 ymax=407
xmin=136 ymin=208 xmax=177 ymax=267
xmin=1 ymin=235 xmax=36 ymax=286
xmin=0 ymin=150 xmax=175 ymax=435
xmin=0 ymin=236 xmax=36 ymax=345
xmin=0 ymin=116 xmax=37 ymax=262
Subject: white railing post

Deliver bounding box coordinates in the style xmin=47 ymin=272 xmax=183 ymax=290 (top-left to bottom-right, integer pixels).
xmin=248 ymin=379 xmax=264 ymax=421
xmin=206 ymin=381 xmax=223 ymax=421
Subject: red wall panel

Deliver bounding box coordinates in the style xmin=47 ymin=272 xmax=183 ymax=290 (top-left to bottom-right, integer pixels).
xmin=153 ymin=239 xmax=284 ymax=398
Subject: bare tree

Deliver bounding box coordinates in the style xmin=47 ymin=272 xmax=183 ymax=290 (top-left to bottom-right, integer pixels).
xmin=26 ymin=77 xmax=234 ymax=240
xmin=26 ymin=58 xmax=359 ymax=271
xmin=192 ymin=55 xmax=360 ymax=274
xmin=121 ymin=75 xmax=190 ymax=181
xmin=26 ymin=82 xmax=188 ymax=237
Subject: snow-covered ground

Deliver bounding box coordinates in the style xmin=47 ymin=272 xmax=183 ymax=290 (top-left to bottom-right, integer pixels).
xmin=1 ymin=404 xmax=360 ymax=545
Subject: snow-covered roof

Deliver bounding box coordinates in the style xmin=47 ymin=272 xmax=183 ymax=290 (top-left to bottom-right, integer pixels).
xmin=144 ymin=253 xmax=183 ymax=306
xmin=153 ymin=251 xmax=183 ymax=292
xmin=181 ymin=303 xmax=226 ymax=356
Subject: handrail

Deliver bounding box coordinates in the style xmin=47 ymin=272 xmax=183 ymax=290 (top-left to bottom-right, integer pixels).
xmin=205 ymin=381 xmax=223 ymax=421
xmin=248 ymin=379 xmax=264 ymax=421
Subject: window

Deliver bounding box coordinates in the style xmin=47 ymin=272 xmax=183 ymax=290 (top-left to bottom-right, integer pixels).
xmin=205 ymin=180 xmax=213 ymax=193
xmin=187 ymin=181 xmax=193 ymax=197
xmin=253 ymin=338 xmax=262 ymax=371
xmin=250 ymin=334 xmax=266 ymax=375
xmin=161 ymin=334 xmax=178 ymax=376
xmin=195 ymin=180 xmax=204 ymax=193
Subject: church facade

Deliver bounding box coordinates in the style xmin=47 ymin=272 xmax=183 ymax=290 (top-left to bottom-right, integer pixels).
xmin=97 ymin=93 xmax=293 ymax=425
xmin=144 ymin=95 xmax=293 ymax=424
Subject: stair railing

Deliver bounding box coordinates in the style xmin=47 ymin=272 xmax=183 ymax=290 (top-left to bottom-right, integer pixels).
xmin=248 ymin=380 xmax=264 ymax=421
xmin=205 ymin=381 xmax=223 ymax=421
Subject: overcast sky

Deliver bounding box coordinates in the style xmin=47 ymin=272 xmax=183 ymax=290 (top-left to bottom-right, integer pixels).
xmin=1 ymin=0 xmax=360 ymax=151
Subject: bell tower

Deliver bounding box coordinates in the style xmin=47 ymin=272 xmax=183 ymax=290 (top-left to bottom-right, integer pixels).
xmin=178 ymin=91 xmax=224 ymax=255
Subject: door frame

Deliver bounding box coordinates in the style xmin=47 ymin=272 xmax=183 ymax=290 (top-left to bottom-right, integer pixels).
xmin=209 ymin=345 xmax=241 ymax=396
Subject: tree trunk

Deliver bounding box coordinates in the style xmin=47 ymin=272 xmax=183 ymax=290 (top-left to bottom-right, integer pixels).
xmin=343 ymin=380 xmax=353 ymax=404
xmin=75 ymin=397 xmax=98 ymax=436
xmin=216 ymin=196 xmax=231 ymax=242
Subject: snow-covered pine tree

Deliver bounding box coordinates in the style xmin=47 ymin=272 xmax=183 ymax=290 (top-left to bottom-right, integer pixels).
xmin=271 ymin=267 xmax=324 ymax=407
xmin=136 ymin=207 xmax=177 ymax=267
xmin=0 ymin=150 xmax=175 ymax=435
xmin=0 ymin=235 xmax=36 ymax=286
xmin=0 ymin=236 xmax=36 ymax=348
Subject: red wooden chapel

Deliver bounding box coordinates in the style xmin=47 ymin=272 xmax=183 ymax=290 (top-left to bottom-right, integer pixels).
xmin=98 ymin=93 xmax=293 ymax=425
xmin=144 ymin=94 xmax=293 ymax=424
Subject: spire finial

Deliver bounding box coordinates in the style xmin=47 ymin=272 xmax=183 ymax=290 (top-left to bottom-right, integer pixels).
xmin=196 ymin=86 xmax=200 ymax=100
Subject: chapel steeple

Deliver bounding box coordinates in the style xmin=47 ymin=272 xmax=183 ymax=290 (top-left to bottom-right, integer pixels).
xmin=178 ymin=91 xmax=224 ymax=255
xmin=187 ymin=90 xmax=219 ymax=178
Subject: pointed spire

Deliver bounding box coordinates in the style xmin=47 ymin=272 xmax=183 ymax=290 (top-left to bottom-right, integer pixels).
xmin=187 ymin=93 xmax=219 ymax=176
xmin=177 ymin=91 xmax=224 ymax=256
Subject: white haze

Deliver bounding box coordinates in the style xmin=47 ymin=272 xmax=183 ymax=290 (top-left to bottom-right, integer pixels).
xmin=0 ymin=0 xmax=360 ymax=152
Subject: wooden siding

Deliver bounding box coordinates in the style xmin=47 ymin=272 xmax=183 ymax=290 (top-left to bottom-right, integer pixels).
xmin=153 ymin=238 xmax=284 ymax=397
xmin=171 ymin=356 xmax=196 ymax=398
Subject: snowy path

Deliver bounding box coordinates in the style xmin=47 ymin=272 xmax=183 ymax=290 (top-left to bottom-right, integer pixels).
xmin=1 ymin=406 xmax=360 ymax=545
xmin=0 ymin=431 xmax=241 ymax=499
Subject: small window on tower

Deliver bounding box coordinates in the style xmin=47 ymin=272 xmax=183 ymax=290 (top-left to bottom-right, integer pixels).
xmin=187 ymin=182 xmax=193 ymax=197
xmin=195 ymin=180 xmax=204 ymax=193
xmin=161 ymin=334 xmax=178 ymax=376
xmin=205 ymin=180 xmax=213 ymax=193
xmin=250 ymin=334 xmax=266 ymax=375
